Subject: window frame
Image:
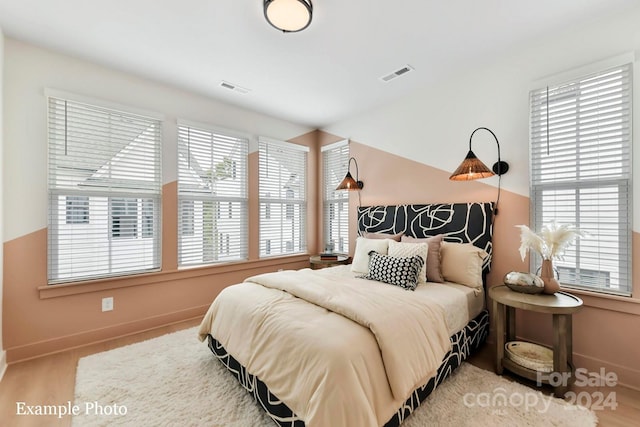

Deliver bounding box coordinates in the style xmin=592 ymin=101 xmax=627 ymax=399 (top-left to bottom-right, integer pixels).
xmin=46 ymin=90 xmax=163 ymax=284
xmin=529 ymin=62 xmax=633 ymax=296
xmin=322 ymin=139 xmax=350 ymax=254
xmin=177 ymin=120 xmax=249 ymax=267
xmin=258 ymin=137 xmax=309 ymax=257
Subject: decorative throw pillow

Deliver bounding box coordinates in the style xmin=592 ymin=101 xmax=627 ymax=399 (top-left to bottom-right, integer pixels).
xmin=362 ymin=231 xmax=403 ymax=242
xmin=401 ymin=234 xmax=445 ymax=282
xmin=350 ymin=237 xmax=392 ymax=274
xmin=440 ymin=242 xmax=488 ymax=288
xmin=388 ymin=240 xmax=428 ymax=283
xmin=359 ymin=251 xmax=424 ymax=291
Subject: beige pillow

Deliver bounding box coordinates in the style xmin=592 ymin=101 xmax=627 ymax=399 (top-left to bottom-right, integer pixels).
xmin=401 ymin=234 xmax=444 ymax=282
xmin=388 ymin=240 xmax=428 ymax=283
xmin=351 ymin=237 xmax=392 ymax=274
xmin=440 ymin=242 xmax=488 ymax=288
xmin=362 ymin=231 xmax=403 ymax=242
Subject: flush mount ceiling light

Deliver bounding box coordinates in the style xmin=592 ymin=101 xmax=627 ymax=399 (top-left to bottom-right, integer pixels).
xmin=264 ymin=0 xmax=313 ymax=33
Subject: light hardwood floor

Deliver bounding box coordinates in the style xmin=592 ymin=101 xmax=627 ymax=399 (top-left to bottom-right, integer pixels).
xmin=1 ymin=318 xmax=638 ymax=426
xmin=466 ymin=348 xmax=640 ymax=426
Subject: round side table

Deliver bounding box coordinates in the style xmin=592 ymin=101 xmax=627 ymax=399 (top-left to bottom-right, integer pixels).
xmin=489 ymin=285 xmax=583 ymax=397
xmin=309 ymin=255 xmax=349 ymax=270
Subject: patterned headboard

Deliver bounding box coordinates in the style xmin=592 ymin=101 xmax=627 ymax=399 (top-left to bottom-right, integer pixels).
xmin=357 ymin=203 xmax=494 ymax=274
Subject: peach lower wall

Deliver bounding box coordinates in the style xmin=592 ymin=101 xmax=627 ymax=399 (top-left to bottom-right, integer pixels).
xmin=2 ymin=226 xmax=311 ymax=363
xmin=515 ymin=231 xmax=640 ymax=390
xmin=3 ymin=128 xmax=638 ymax=390
xmin=346 ymin=138 xmax=640 ymax=390
xmin=347 ymin=140 xmax=529 ymax=286
xmin=2 ymin=130 xmax=322 ymax=363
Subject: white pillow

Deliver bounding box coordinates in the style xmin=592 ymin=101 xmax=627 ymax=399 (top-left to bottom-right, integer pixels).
xmin=351 ymin=237 xmax=392 ymax=274
xmin=440 ymin=242 xmax=488 ymax=288
xmin=401 ymin=235 xmax=444 ymax=282
xmin=388 ymin=240 xmax=429 ymax=283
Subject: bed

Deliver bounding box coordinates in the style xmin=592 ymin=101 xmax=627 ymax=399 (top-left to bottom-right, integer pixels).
xmin=198 ymin=203 xmax=493 ymax=427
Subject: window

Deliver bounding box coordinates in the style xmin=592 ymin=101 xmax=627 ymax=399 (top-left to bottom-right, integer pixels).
xmin=180 ymin=200 xmax=195 ymax=236
xmin=322 ymin=140 xmax=350 ymax=253
xmin=142 ymin=199 xmax=154 ymax=238
xmin=177 ymin=122 xmax=248 ymax=266
xmin=111 ymin=198 xmax=138 ymax=238
xmin=65 ymin=196 xmax=89 ymax=224
xmin=265 ymin=192 xmax=271 ymax=219
xmin=259 ymin=138 xmax=308 ymax=257
xmin=48 ymin=95 xmax=162 ymax=284
xmin=529 ymin=63 xmax=632 ymax=296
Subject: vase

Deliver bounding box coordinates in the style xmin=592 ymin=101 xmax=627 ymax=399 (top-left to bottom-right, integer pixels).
xmin=540 ymin=259 xmax=560 ymax=295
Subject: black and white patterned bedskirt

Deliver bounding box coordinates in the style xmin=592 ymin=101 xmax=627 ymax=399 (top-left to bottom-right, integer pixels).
xmin=206 ymin=309 xmax=489 ymax=427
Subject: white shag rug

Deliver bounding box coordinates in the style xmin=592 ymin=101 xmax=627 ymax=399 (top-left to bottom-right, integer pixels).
xmin=73 ymin=327 xmax=597 ymax=427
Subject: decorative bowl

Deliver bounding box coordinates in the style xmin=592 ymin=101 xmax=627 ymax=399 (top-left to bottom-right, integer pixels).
xmin=505 ymin=341 xmax=553 ymax=372
xmin=504 ymin=271 xmax=544 ymax=294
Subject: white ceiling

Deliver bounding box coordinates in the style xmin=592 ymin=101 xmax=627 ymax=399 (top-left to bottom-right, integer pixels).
xmin=0 ymin=0 xmax=637 ymax=129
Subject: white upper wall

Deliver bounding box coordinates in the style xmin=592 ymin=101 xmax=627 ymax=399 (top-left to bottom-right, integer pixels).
xmin=324 ymin=5 xmax=640 ymax=231
xmin=3 ymin=39 xmax=312 ymax=242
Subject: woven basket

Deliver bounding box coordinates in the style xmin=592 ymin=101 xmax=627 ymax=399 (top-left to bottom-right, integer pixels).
xmin=505 ymin=341 xmax=553 ymax=373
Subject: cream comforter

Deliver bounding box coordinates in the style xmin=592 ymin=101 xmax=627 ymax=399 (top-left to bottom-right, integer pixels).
xmin=198 ymin=268 xmax=452 ymax=427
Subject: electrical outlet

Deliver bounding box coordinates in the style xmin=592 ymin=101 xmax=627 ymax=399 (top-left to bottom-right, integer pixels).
xmin=102 ymin=297 xmax=114 ymax=312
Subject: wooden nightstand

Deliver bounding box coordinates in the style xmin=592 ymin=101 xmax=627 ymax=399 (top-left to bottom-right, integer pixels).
xmin=489 ymin=285 xmax=583 ymax=397
xmin=309 ymin=255 xmax=349 ymax=270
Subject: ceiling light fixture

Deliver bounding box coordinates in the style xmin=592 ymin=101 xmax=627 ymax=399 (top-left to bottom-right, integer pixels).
xmin=264 ymin=0 xmax=313 ymax=33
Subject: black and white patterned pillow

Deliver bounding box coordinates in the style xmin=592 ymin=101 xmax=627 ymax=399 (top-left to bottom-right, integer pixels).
xmin=358 ymin=250 xmax=424 ymax=290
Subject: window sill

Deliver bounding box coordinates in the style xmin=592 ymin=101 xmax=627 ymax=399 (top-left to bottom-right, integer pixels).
xmin=38 ymin=254 xmax=311 ymax=299
xmin=560 ymin=286 xmax=640 ymax=316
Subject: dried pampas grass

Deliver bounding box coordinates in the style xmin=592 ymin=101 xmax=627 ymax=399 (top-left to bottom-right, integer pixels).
xmin=516 ymin=221 xmax=585 ymax=261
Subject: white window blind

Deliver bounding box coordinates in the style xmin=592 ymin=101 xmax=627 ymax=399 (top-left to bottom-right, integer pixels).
xmin=259 ymin=138 xmax=308 ymax=257
xmin=48 ymin=96 xmax=162 ymax=284
xmin=529 ymin=64 xmax=632 ymax=296
xmin=322 ymin=140 xmax=350 ymax=253
xmin=177 ymin=123 xmax=248 ymax=266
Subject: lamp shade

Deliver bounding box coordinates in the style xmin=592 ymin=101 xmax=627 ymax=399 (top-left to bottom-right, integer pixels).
xmin=336 ymin=171 xmax=363 ymax=191
xmin=336 ymin=157 xmax=364 ymax=191
xmin=449 ymin=127 xmax=509 ymax=215
xmin=264 ymin=0 xmax=313 ymax=33
xmin=449 ymin=150 xmax=495 ymax=181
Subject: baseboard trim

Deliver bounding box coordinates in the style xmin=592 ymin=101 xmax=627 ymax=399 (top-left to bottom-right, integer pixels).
xmin=513 ymin=335 xmax=640 ymax=392
xmin=6 ymin=304 xmax=210 ymax=364
xmin=571 ymin=352 xmax=640 ymax=392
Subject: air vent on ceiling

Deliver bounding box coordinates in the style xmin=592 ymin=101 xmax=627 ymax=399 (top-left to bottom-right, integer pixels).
xmin=380 ymin=65 xmax=415 ymax=83
xmin=220 ymin=81 xmax=251 ymax=94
